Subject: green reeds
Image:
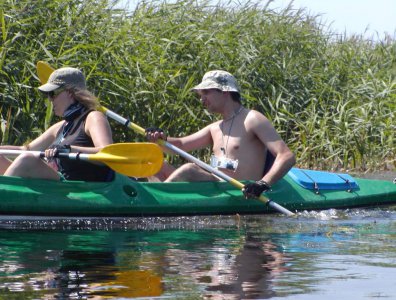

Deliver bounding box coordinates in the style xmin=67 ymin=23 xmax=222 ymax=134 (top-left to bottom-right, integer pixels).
xmin=0 ymin=0 xmax=394 ymax=171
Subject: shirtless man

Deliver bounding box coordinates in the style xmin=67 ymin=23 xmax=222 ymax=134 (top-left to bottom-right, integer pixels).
xmin=146 ymin=70 xmax=295 ymax=198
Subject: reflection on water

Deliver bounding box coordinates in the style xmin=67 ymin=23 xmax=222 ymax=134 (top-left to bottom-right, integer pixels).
xmin=0 ymin=207 xmax=395 ymax=299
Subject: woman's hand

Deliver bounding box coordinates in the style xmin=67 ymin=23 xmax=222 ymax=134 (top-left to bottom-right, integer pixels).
xmin=145 ymin=127 xmax=167 ymax=142
xmin=44 ymin=144 xmax=71 ymax=160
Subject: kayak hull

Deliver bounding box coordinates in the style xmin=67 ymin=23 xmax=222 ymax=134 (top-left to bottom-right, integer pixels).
xmin=0 ymin=170 xmax=395 ymax=217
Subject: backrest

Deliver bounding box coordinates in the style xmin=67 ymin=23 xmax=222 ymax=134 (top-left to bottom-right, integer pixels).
xmin=288 ymin=168 xmax=359 ymax=192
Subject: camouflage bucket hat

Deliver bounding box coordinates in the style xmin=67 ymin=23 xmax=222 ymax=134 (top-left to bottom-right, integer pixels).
xmin=192 ymin=70 xmax=240 ymax=93
xmin=38 ymin=67 xmax=86 ymax=92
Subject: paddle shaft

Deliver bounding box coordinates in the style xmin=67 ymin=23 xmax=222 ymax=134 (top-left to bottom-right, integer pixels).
xmin=99 ymin=107 xmax=295 ymax=216
xmin=0 ymin=149 xmax=84 ymax=159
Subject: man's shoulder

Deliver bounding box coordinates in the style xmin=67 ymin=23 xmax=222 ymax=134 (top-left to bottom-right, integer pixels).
xmin=246 ymin=108 xmax=265 ymax=116
xmin=210 ymin=118 xmax=222 ymax=124
xmin=208 ymin=119 xmax=222 ymax=128
xmin=245 ymin=109 xmax=269 ymax=122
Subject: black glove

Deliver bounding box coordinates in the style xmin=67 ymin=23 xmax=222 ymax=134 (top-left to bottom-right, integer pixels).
xmin=242 ymin=180 xmax=271 ymax=199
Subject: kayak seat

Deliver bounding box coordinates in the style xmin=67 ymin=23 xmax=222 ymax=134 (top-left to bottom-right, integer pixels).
xmin=263 ymin=150 xmax=275 ymax=176
xmin=287 ymin=168 xmax=359 ymax=194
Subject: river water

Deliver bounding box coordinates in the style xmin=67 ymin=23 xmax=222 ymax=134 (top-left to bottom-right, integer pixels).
xmin=1 ymin=170 xmax=395 ymax=299
xmin=0 ymin=206 xmax=395 ymax=300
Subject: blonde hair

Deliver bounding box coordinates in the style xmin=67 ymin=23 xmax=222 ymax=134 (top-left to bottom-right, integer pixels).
xmin=64 ymin=84 xmax=99 ymax=110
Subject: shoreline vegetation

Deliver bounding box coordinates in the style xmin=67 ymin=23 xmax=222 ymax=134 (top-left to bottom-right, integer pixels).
xmin=0 ymin=0 xmax=395 ymax=173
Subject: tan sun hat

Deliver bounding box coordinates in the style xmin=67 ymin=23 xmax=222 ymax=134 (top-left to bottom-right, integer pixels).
xmin=192 ymin=70 xmax=240 ymax=93
xmin=38 ymin=67 xmax=86 ymax=92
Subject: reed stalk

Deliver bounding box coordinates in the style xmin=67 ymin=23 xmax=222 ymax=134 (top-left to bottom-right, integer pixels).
xmin=0 ymin=0 xmax=394 ymax=171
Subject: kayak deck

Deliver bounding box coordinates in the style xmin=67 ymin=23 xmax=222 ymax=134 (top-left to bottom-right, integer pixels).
xmin=0 ymin=169 xmax=395 ymax=217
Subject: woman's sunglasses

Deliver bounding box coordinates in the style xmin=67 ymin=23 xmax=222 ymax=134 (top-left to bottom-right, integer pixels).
xmin=46 ymin=88 xmax=65 ymax=99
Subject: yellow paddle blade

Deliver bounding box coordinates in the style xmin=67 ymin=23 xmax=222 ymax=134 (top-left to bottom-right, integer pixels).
xmin=37 ymin=61 xmax=55 ymax=84
xmin=88 ymin=143 xmax=163 ymax=177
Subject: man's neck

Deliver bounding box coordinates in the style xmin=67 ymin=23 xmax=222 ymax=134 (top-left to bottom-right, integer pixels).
xmin=222 ymin=103 xmax=243 ymax=122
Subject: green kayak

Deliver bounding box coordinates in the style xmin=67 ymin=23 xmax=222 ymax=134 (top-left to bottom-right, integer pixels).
xmin=0 ymin=168 xmax=395 ymax=217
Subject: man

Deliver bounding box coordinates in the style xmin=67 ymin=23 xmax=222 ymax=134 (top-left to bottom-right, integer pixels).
xmin=146 ymin=70 xmax=295 ymax=198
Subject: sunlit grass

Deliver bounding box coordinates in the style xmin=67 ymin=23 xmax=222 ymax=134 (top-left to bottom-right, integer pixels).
xmin=0 ymin=0 xmax=394 ymax=171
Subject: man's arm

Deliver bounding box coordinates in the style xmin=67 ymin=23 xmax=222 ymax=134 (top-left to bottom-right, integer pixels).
xmin=243 ymin=110 xmax=295 ymax=198
xmin=261 ymin=140 xmax=296 ymax=186
xmin=146 ymin=124 xmax=213 ymax=154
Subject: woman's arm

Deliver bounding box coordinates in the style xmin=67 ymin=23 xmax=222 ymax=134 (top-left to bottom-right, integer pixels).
xmin=0 ymin=121 xmax=64 ymax=151
xmin=73 ymin=111 xmax=113 ymax=154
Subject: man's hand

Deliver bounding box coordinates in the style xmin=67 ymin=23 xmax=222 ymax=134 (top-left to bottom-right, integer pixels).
xmin=242 ymin=180 xmax=271 ymax=199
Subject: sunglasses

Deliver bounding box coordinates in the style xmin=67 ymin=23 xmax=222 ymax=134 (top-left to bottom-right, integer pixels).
xmin=46 ymin=88 xmax=65 ymax=99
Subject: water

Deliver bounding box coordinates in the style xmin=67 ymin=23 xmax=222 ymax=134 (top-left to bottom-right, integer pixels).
xmin=0 ymin=207 xmax=395 ymax=299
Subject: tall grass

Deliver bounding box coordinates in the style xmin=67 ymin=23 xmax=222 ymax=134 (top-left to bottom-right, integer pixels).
xmin=0 ymin=0 xmax=395 ymax=171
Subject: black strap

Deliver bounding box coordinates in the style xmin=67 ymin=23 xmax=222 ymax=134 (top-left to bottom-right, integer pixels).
xmin=336 ymin=174 xmax=353 ymax=192
xmin=300 ymin=169 xmax=320 ymax=194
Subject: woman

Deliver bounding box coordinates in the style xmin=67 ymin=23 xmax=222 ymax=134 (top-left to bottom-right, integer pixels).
xmin=0 ymin=67 xmax=114 ymax=181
